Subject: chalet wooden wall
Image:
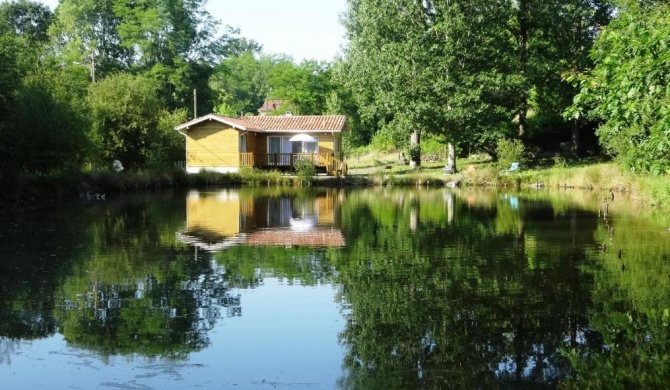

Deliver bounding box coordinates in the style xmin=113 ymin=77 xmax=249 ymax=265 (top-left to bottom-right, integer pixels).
xmin=186 ymin=122 xmax=239 ymax=169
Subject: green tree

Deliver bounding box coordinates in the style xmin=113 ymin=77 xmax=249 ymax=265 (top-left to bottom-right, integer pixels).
xmin=267 ymin=59 xmax=335 ymax=115
xmin=0 ymin=35 xmax=24 ymax=179
xmin=0 ymin=0 xmax=53 ymax=44
xmin=87 ymin=73 xmax=163 ymax=169
xmin=112 ymin=0 xmax=223 ymax=112
xmin=10 ymin=67 xmax=90 ymax=174
xmin=327 ymin=59 xmax=366 ymax=149
xmin=210 ymin=51 xmax=268 ymax=116
xmin=342 ymin=0 xmax=446 ymax=167
xmin=147 ymin=108 xmax=188 ymax=169
xmin=568 ymin=1 xmax=670 ymax=173
xmin=0 ymin=1 xmax=58 ymax=179
xmin=49 ymin=0 xmax=131 ymax=79
xmin=341 ymin=0 xmax=613 ymax=159
xmin=113 ymin=0 xmax=219 ymax=66
xmin=210 ymin=54 xmax=337 ymax=117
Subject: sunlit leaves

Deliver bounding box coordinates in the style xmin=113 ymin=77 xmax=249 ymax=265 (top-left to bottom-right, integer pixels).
xmin=569 ymin=2 xmax=670 ymax=173
xmin=341 ymin=0 xmax=612 ymax=155
xmin=87 ymin=73 xmax=162 ymax=168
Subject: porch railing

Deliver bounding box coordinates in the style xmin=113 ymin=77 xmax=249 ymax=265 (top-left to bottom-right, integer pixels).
xmin=240 ymin=153 xmax=347 ymax=176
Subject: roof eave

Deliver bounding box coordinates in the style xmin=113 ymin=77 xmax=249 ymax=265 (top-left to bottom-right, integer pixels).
xmin=255 ymin=129 xmax=344 ymax=133
xmin=174 ymin=113 xmax=248 ymax=131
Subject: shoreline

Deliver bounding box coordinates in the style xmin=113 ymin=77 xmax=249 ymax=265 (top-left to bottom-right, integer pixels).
xmin=1 ymin=163 xmax=667 ymax=211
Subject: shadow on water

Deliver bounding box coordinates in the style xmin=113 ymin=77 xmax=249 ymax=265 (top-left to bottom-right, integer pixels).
xmin=333 ymin=188 xmax=670 ymax=389
xmin=1 ymin=187 xmax=669 ymax=388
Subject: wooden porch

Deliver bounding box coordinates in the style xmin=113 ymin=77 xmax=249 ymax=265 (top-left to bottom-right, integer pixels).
xmin=240 ymin=153 xmax=347 ymax=176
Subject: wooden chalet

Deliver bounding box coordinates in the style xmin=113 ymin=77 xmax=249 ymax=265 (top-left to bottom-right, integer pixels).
xmin=175 ymin=113 xmax=348 ymax=175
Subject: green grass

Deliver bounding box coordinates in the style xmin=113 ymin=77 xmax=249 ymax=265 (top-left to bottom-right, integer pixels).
xmin=3 ymin=152 xmax=668 ymax=210
xmin=344 ymin=150 xmax=669 ymax=209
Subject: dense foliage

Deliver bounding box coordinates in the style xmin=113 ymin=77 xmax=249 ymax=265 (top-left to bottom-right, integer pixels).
xmin=0 ymin=0 xmax=339 ymax=180
xmin=340 ymin=0 xmax=614 ymax=161
xmin=0 ymin=0 xmax=667 ymax=180
xmin=568 ymin=1 xmax=670 ymax=174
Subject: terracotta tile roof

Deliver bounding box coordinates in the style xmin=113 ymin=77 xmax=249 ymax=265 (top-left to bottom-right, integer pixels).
xmin=246 ymin=229 xmax=345 ymax=247
xmin=176 ymin=228 xmax=345 ymax=251
xmin=239 ymin=115 xmax=348 ymax=132
xmin=175 ymin=113 xmax=263 ymax=131
xmin=175 ymin=113 xmax=348 ymax=133
xmin=211 ymin=114 xmax=264 ymax=131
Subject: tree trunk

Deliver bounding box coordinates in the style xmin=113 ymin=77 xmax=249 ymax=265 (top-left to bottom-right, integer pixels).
xmin=447 ymin=143 xmax=456 ymax=172
xmin=409 ymin=130 xmax=421 ymax=169
xmin=518 ymin=108 xmax=527 ymax=138
xmin=571 ymin=118 xmax=581 ymax=156
xmin=517 ymin=0 xmax=529 ymax=139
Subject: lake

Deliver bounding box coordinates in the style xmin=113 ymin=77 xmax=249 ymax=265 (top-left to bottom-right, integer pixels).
xmin=1 ymin=187 xmax=669 ymax=389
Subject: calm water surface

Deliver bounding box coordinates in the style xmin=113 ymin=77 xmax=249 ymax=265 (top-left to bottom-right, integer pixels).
xmin=1 ymin=187 xmax=669 ymax=389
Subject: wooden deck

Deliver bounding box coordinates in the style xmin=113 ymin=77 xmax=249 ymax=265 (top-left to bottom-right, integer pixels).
xmin=240 ymin=153 xmax=347 ymax=176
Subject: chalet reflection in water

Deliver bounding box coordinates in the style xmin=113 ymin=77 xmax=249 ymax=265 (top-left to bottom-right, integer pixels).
xmin=177 ymin=189 xmax=345 ymax=251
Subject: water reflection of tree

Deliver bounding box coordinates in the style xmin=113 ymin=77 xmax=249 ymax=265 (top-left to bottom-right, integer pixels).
xmin=213 ymin=246 xmax=335 ymax=287
xmin=52 ymin=194 xmax=242 ymax=359
xmin=0 ymin=193 xmax=245 ymax=361
xmin=334 ymin=189 xmax=599 ymax=388
xmin=561 ymin=209 xmax=670 ymax=389
xmin=54 ymin=255 xmax=240 ymax=359
xmin=0 ymin=203 xmax=85 ymax=344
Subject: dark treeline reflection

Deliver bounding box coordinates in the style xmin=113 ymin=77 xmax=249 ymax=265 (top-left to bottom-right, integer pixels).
xmin=0 ymin=191 xmax=242 ymax=361
xmin=332 ymin=189 xmax=670 ymax=389
xmin=0 ymin=188 xmax=341 ymax=363
xmin=1 ymin=188 xmax=670 ymax=388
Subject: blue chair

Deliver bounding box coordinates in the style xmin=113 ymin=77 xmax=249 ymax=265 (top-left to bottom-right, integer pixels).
xmin=500 ymin=162 xmax=520 ymax=175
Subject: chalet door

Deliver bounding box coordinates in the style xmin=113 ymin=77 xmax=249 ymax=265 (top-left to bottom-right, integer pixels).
xmin=268 ymin=137 xmax=292 ymax=165
xmin=268 ymin=137 xmax=280 ymax=154
xmin=239 ymin=134 xmax=247 ymax=153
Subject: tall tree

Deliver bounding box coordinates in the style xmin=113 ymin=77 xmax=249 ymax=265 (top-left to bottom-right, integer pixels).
xmin=267 ymin=58 xmax=334 ymax=115
xmin=112 ymin=0 xmax=222 ymax=111
xmin=49 ymin=0 xmax=130 ymax=78
xmin=568 ymin=1 xmax=670 ymax=173
xmin=87 ymin=73 xmax=163 ymax=169
xmin=342 ymin=0 xmax=450 ymax=167
xmin=507 ymin=0 xmax=613 ymax=143
xmin=110 ymin=0 xmax=262 ymax=114
xmin=10 ymin=67 xmax=90 ymax=174
xmin=0 ymin=0 xmax=53 ymax=44
xmin=210 ymin=51 xmax=269 ymax=117
xmin=341 ymin=0 xmax=613 ymax=159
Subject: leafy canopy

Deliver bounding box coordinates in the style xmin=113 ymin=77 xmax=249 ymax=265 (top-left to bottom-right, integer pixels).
xmin=568 ymin=2 xmax=670 ymax=174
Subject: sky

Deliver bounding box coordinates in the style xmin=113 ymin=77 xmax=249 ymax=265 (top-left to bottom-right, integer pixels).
xmin=35 ymin=0 xmax=348 ymax=62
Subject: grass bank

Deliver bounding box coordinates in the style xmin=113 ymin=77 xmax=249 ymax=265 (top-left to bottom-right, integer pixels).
xmin=2 ymin=153 xmax=668 ymax=210
xmin=345 ymin=151 xmax=670 ymax=209
xmin=0 ymin=167 xmax=340 ymax=205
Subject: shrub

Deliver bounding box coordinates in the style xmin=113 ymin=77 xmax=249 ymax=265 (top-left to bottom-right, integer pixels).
xmin=239 ymin=167 xmax=261 ymax=185
xmin=406 ymin=145 xmax=421 ymax=164
xmin=420 ymin=137 xmax=445 ymax=162
xmin=294 ymin=157 xmax=316 ymax=186
xmin=553 ymin=155 xmax=569 ymax=169
xmin=496 ymin=139 xmax=525 ymax=169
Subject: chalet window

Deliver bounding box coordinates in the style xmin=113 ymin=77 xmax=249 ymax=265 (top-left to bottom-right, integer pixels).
xmin=303 ymin=141 xmax=318 ymax=153
xmin=269 ymin=137 xmax=281 ymax=154
xmin=268 ymin=136 xmax=293 ymax=153
xmin=269 ymin=136 xmax=317 ymax=154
